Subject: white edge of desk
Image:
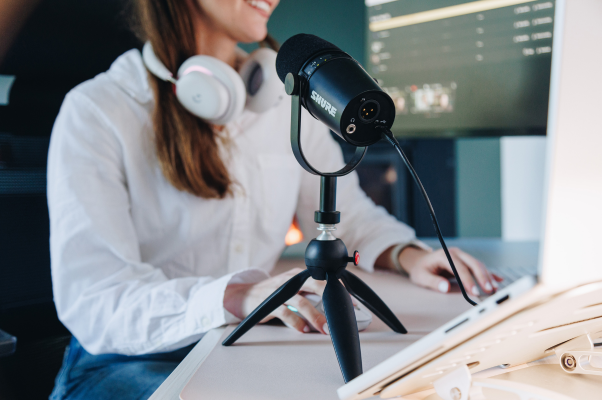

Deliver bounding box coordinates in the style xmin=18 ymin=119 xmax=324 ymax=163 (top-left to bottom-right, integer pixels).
xmin=148 ymin=327 xmax=226 ymax=400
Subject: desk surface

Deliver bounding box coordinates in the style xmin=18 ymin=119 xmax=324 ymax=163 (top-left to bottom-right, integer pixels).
xmin=149 ymin=238 xmax=540 ymax=400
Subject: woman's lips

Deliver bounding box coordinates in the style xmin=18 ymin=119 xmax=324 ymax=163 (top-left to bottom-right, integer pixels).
xmin=244 ymin=0 xmax=272 ymax=17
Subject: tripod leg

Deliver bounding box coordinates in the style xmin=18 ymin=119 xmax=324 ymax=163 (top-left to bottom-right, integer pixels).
xmin=340 ymin=270 xmax=407 ymax=334
xmin=323 ymin=272 xmax=362 ymax=383
xmin=222 ymin=269 xmax=311 ymax=346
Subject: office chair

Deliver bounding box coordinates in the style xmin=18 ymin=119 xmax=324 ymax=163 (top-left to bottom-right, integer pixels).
xmin=0 ymin=133 xmax=72 ymax=400
xmin=0 ymin=0 xmax=140 ymax=397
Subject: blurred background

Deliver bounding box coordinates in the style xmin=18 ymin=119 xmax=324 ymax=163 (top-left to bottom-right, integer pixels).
xmin=0 ymin=0 xmax=550 ymax=398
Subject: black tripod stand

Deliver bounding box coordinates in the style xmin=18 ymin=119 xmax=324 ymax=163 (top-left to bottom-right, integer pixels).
xmin=222 ymin=77 xmax=406 ymax=383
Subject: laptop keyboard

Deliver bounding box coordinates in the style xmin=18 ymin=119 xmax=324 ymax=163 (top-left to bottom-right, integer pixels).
xmin=486 ymin=265 xmax=538 ymax=290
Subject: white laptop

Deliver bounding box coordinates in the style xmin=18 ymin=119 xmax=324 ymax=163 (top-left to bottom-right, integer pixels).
xmin=338 ymin=0 xmax=602 ymax=398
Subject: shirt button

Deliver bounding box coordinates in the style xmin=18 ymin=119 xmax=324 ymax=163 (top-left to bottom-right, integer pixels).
xmin=234 ymin=244 xmax=244 ymax=254
xmin=201 ymin=317 xmax=211 ymax=328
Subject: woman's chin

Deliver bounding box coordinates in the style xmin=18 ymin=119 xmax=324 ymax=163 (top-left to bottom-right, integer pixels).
xmin=231 ymin=23 xmax=269 ymax=44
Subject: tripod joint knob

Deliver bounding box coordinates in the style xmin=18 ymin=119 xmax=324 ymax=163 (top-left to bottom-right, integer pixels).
xmin=347 ymin=250 xmax=360 ymax=266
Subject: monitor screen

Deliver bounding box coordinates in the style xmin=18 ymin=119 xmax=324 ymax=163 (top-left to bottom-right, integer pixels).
xmin=366 ymin=0 xmax=555 ymax=137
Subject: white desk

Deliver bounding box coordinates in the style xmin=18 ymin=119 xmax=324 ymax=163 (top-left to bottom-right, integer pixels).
xmin=149 ymin=239 xmax=540 ymax=400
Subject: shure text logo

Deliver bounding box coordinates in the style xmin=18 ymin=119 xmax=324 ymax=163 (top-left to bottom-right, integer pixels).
xmin=311 ymin=90 xmax=337 ymax=117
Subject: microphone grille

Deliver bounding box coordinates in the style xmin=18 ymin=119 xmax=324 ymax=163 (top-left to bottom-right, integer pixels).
xmin=275 ymin=34 xmax=342 ymax=83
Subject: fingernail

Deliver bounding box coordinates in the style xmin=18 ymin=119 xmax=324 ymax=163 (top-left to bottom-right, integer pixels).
xmin=472 ymin=286 xmax=480 ymax=296
xmin=438 ymin=281 xmax=449 ymax=293
xmin=323 ymin=323 xmax=330 ymax=335
xmin=303 ymin=325 xmax=310 ymax=333
xmin=493 ymin=280 xmax=499 ymax=289
xmin=485 ymin=282 xmax=492 ymax=292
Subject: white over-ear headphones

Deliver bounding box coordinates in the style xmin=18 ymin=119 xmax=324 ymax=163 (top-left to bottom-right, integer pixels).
xmin=142 ymin=42 xmax=284 ymax=125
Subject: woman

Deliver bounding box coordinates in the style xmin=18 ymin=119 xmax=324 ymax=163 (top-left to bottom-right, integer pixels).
xmin=47 ymin=0 xmax=500 ymax=398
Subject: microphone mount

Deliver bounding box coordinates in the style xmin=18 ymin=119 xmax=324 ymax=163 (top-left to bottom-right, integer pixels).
xmin=222 ymin=72 xmax=407 ymax=384
xmin=286 ymin=72 xmax=367 ymax=224
xmin=286 ymin=72 xmax=367 ymax=176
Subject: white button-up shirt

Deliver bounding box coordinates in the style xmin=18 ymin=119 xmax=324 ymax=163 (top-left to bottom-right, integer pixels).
xmin=48 ymin=50 xmax=422 ymax=356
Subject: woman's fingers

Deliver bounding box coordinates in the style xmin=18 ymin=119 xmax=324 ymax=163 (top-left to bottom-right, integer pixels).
xmin=452 ymin=248 xmax=495 ymax=294
xmin=272 ymin=305 xmax=310 ymax=333
xmin=261 ymin=293 xmax=329 ymax=335
xmin=302 ymin=278 xmax=357 ymax=305
xmin=438 ymin=250 xmax=479 ymax=296
xmin=286 ymin=294 xmax=328 ymax=334
xmin=248 ymin=268 xmax=329 ymax=332
xmin=259 ymin=313 xmax=276 ymax=324
xmin=410 ymin=267 xmax=451 ymax=293
xmin=400 ymin=247 xmax=499 ymax=296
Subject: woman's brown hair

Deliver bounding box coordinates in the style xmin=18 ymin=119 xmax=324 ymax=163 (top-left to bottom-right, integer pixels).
xmin=130 ymin=0 xmax=277 ymax=198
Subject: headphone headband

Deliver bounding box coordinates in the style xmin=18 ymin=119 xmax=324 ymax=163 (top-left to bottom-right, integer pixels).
xmin=142 ymin=42 xmax=176 ymax=84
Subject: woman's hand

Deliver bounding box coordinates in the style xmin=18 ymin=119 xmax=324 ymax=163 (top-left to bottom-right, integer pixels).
xmin=224 ymin=268 xmax=329 ymax=334
xmin=377 ymin=246 xmax=503 ymax=296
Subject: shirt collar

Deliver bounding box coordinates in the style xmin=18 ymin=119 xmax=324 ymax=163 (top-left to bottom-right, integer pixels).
xmin=106 ymin=49 xmax=153 ymax=105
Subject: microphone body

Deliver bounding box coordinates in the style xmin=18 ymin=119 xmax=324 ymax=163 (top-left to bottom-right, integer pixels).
xmin=277 ymin=34 xmax=395 ymax=147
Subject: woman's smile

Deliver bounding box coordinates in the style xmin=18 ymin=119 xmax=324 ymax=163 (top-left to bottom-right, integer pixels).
xmin=244 ymin=0 xmax=272 ymax=18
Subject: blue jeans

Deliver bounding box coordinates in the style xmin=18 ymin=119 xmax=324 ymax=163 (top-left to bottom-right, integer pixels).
xmin=49 ymin=337 xmax=195 ymax=400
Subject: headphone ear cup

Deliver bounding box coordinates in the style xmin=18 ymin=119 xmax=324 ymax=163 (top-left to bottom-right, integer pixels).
xmin=239 ymin=48 xmax=285 ymax=113
xmin=175 ymin=72 xmax=229 ymax=120
xmin=177 ymin=56 xmax=246 ymax=125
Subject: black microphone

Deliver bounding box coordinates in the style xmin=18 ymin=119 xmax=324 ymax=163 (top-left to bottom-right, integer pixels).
xmin=276 ymin=34 xmax=395 ymax=147
xmin=277 ymin=34 xmax=478 ymax=307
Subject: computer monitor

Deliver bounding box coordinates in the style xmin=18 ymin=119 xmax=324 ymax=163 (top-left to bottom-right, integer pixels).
xmin=365 ymin=0 xmax=555 ymax=138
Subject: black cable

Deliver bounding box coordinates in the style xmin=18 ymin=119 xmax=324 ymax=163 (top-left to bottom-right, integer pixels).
xmin=379 ymin=127 xmax=477 ymax=306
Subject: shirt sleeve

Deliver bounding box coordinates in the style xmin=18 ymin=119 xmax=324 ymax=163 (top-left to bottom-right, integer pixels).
xmin=48 ymin=90 xmax=268 ymax=356
xmin=294 ymin=111 xmax=429 ymax=272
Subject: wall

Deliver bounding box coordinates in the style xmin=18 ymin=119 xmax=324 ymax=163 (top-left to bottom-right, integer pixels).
xmin=267 ymin=0 xmax=367 ymax=64
xmin=456 ymin=138 xmax=502 ymax=237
